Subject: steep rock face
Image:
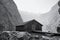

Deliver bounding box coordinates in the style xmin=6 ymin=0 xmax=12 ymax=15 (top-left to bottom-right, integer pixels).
xmin=0 ymin=0 xmax=23 ymax=31
xmin=41 ymin=3 xmax=60 ymax=33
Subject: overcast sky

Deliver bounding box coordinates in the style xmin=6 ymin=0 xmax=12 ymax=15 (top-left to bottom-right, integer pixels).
xmin=14 ymin=0 xmax=58 ymax=13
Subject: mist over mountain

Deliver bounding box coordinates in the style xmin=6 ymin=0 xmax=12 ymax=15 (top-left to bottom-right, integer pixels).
xmin=19 ymin=11 xmax=40 ymax=22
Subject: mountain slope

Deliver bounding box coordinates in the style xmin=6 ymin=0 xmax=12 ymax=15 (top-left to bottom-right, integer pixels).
xmin=39 ymin=3 xmax=60 ymax=33
xmin=0 ymin=0 xmax=23 ymax=31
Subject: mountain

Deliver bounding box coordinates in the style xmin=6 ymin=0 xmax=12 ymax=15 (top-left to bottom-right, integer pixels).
xmin=20 ymin=11 xmax=40 ymax=22
xmin=38 ymin=3 xmax=60 ymax=33
xmin=0 ymin=0 xmax=23 ymax=31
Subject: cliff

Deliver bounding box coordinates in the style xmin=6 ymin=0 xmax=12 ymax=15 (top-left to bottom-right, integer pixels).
xmin=41 ymin=3 xmax=60 ymax=33
xmin=0 ymin=0 xmax=23 ymax=31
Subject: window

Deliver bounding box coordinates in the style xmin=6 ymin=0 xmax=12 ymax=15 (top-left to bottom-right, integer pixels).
xmin=58 ymin=1 xmax=60 ymax=6
xmin=35 ymin=25 xmax=42 ymax=31
xmin=57 ymin=27 xmax=60 ymax=33
xmin=58 ymin=8 xmax=60 ymax=14
xmin=0 ymin=24 xmax=4 ymax=31
xmin=32 ymin=24 xmax=36 ymax=30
